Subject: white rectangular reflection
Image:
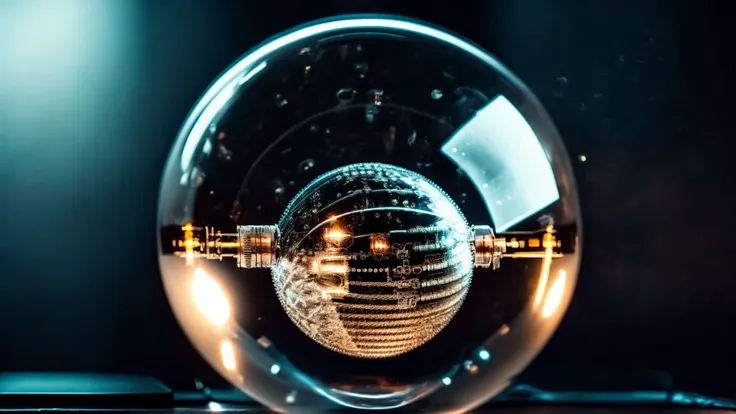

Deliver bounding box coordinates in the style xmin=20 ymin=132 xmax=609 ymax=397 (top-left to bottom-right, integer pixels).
xmin=441 ymin=95 xmax=559 ymax=231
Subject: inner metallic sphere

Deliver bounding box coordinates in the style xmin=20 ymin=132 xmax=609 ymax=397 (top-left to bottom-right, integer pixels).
xmin=273 ymin=163 xmax=473 ymax=358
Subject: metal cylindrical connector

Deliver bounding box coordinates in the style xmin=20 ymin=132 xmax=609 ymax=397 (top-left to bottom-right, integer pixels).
xmin=472 ymin=225 xmax=494 ymax=268
xmin=238 ymin=225 xmax=279 ymax=268
xmin=472 ymin=225 xmax=504 ymax=270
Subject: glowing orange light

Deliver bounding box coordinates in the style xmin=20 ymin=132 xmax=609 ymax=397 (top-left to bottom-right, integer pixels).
xmin=370 ymin=234 xmax=390 ymax=255
xmin=323 ymin=225 xmax=352 ymax=246
xmin=533 ymin=235 xmax=554 ymax=308
xmin=320 ymin=263 xmax=348 ymax=274
xmin=373 ymin=240 xmax=388 ymax=250
xmin=181 ymin=223 xmax=197 ymax=266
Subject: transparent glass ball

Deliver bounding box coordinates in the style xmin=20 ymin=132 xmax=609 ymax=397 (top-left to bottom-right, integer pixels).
xmin=158 ymin=16 xmax=581 ymax=413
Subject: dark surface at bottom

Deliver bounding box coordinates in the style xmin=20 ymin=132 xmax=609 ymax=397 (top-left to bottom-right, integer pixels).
xmin=1 ymin=373 xmax=734 ymax=412
xmin=0 ymin=373 xmax=173 ymax=409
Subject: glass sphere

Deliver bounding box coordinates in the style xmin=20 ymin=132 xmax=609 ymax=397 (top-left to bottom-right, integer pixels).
xmin=158 ymin=16 xmax=581 ymax=413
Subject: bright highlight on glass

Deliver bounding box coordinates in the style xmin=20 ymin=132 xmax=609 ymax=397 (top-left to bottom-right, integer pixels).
xmin=221 ymin=340 xmax=237 ymax=371
xmin=441 ymin=95 xmax=560 ymax=232
xmin=479 ymin=349 xmax=491 ymax=361
xmin=442 ymin=377 xmax=452 ymax=386
xmin=191 ymin=267 xmax=230 ymax=326
xmin=542 ymin=270 xmax=567 ymax=318
xmin=271 ymin=364 xmax=281 ymax=375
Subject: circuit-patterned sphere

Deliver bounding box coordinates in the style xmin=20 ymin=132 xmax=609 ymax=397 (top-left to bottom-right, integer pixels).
xmin=272 ymin=163 xmax=473 ymax=358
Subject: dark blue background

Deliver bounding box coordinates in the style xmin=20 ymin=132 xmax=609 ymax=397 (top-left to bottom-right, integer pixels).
xmin=0 ymin=0 xmax=733 ymax=397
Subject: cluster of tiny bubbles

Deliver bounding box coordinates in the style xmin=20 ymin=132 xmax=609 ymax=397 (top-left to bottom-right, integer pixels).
xmin=274 ymin=94 xmax=288 ymax=107
xmin=354 ymin=62 xmax=368 ymax=78
xmin=298 ymin=159 xmax=315 ymax=172
xmin=464 ymin=360 xmax=479 ymax=374
xmin=217 ymin=143 xmax=233 ymax=161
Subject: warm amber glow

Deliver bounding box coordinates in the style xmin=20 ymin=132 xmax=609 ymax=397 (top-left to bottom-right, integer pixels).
xmin=181 ymin=223 xmax=197 ymax=266
xmin=192 ymin=268 xmax=231 ymax=326
xmin=322 ymin=286 xmax=349 ymax=299
xmin=220 ymin=340 xmax=236 ymax=371
xmin=372 ymin=240 xmax=389 ymax=250
xmin=542 ymin=270 xmax=567 ymax=318
xmin=533 ymin=236 xmax=554 ymax=308
xmin=323 ymin=225 xmax=351 ymax=245
xmin=320 ymin=263 xmax=348 ymax=274
xmin=370 ymin=234 xmax=390 ymax=254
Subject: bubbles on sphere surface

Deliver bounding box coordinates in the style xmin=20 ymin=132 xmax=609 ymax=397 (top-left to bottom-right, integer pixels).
xmin=158 ymin=15 xmax=581 ymax=413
